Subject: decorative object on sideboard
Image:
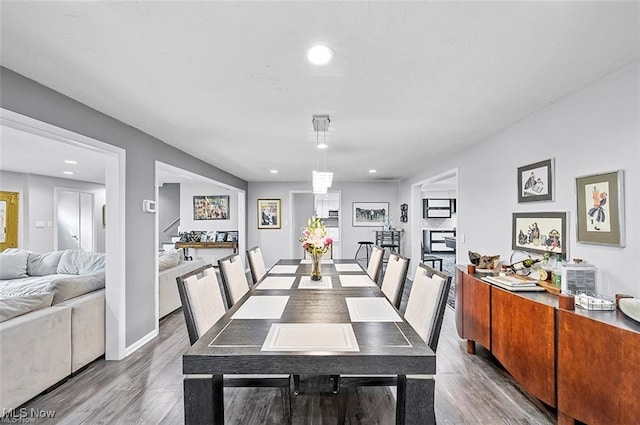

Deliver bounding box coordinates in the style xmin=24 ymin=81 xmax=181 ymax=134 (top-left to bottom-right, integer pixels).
xmin=575 ymin=169 xmax=625 ymax=247
xmin=517 ymin=158 xmax=554 ymax=203
xmin=468 ymin=251 xmax=500 ymax=270
xmin=618 ymin=298 xmax=640 ymax=324
xmin=512 ymin=211 xmax=567 ymax=258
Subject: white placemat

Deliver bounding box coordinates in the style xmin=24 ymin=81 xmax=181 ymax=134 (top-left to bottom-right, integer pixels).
xmin=340 ymin=275 xmax=376 ymax=287
xmin=269 ymin=265 xmax=299 ymax=274
xmin=298 ymin=276 xmax=333 ymax=289
xmin=346 ymin=297 xmax=402 ymax=322
xmin=257 ymin=276 xmax=296 ymax=290
xmin=231 ymin=296 xmax=290 ymax=319
xmin=262 ymin=323 xmax=359 ymax=352
xmin=334 ymin=263 xmax=363 ymax=272
xmin=300 ymin=259 xmax=334 ymax=264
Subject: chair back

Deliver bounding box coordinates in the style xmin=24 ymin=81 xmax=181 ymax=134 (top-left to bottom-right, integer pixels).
xmin=366 ymin=246 xmax=385 ymax=283
xmin=176 ymin=265 xmax=227 ymax=345
xmin=380 ymin=253 xmax=410 ymax=309
xmin=246 ymin=246 xmax=267 ymax=284
xmin=404 ymin=263 xmax=452 ymax=351
xmin=218 ymin=254 xmax=250 ymax=309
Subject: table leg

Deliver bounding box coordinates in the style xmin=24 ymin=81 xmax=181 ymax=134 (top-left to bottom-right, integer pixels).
xmin=184 ymin=374 xmax=224 ymax=425
xmin=396 ymin=375 xmax=435 ymax=425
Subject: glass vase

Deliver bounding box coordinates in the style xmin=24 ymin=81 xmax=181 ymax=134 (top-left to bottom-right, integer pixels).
xmin=310 ymin=253 xmax=322 ymax=281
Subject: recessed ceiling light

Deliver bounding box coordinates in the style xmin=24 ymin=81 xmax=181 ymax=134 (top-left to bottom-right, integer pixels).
xmin=63 ymin=171 xmax=74 ymax=175
xmin=369 ymin=169 xmax=377 ymax=173
xmin=307 ymin=45 xmax=333 ymax=65
xmin=270 ymin=169 xmax=278 ymax=174
xmin=64 ymin=160 xmax=78 ymax=164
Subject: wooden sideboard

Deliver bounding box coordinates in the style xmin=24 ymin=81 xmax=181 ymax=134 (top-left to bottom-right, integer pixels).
xmin=174 ymin=241 xmax=238 ymax=261
xmin=455 ymin=267 xmax=640 ymax=424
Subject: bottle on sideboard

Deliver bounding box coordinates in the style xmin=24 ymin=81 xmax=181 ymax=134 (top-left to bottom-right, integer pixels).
xmin=508 ymin=257 xmax=541 ymax=273
xmin=551 ymin=254 xmax=563 ymax=287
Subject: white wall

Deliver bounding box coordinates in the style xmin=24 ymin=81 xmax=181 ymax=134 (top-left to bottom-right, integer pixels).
xmin=0 ymin=170 xmax=106 ymax=253
xmin=248 ymin=181 xmax=399 ymax=267
xmin=400 ymin=61 xmax=640 ymax=298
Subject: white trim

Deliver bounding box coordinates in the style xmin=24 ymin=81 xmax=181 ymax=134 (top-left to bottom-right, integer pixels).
xmin=1 ymin=108 xmax=128 ymax=360
xmin=125 ymin=328 xmax=157 ymax=356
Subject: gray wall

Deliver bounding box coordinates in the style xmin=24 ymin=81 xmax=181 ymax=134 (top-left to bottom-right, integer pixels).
xmin=1 ymin=67 xmax=248 ymax=346
xmin=158 ymin=183 xmax=180 ymax=246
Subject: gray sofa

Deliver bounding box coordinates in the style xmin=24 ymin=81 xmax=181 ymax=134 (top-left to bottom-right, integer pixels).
xmin=0 ymin=249 xmax=106 ymax=413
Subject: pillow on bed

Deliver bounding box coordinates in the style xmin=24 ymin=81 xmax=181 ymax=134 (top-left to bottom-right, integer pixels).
xmin=0 ymin=251 xmax=29 ymax=280
xmin=0 ymin=292 xmax=54 ymax=323
xmin=27 ymin=251 xmax=64 ymax=276
xmin=57 ymin=250 xmax=106 ymax=275
xmin=158 ymin=249 xmax=182 ymax=271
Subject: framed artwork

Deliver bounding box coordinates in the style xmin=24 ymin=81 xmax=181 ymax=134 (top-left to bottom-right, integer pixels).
xmin=215 ymin=231 xmax=227 ymax=242
xmin=226 ymin=230 xmax=238 ymax=242
xmin=512 ymin=212 xmax=567 ymax=258
xmin=517 ymin=159 xmax=554 ymax=203
xmin=258 ymin=199 xmax=281 ymax=229
xmin=193 ymin=195 xmax=230 ymax=220
xmin=575 ymin=170 xmax=625 ymax=246
xmin=352 ymin=202 xmax=389 ymax=227
xmin=0 ymin=191 xmax=19 ymax=251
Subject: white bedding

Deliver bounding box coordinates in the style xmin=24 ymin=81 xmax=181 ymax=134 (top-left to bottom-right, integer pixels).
xmin=0 ymin=273 xmax=105 ymax=304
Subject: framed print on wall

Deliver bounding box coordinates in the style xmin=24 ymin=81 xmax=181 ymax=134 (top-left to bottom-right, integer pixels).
xmin=517 ymin=159 xmax=554 ymax=203
xmin=0 ymin=191 xmax=19 ymax=251
xmin=575 ymin=170 xmax=625 ymax=247
xmin=512 ymin=212 xmax=567 ymax=258
xmin=193 ymin=195 xmax=230 ymax=220
xmin=352 ymin=202 xmax=389 ymax=227
xmin=258 ymin=199 xmax=281 ymax=229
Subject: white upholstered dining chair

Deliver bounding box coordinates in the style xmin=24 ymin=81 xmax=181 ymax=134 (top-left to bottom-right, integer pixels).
xmin=366 ymin=245 xmax=385 ymax=284
xmin=217 ymin=253 xmax=251 ymax=309
xmin=337 ymin=263 xmax=452 ymax=425
xmin=379 ymin=253 xmax=410 ymax=309
xmin=176 ymin=264 xmax=293 ymax=423
xmin=246 ymin=246 xmax=267 ymax=284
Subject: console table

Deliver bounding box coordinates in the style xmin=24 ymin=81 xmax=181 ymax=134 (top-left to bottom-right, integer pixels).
xmin=455 ymin=267 xmax=640 ymax=424
xmin=175 ymin=241 xmax=238 ymax=261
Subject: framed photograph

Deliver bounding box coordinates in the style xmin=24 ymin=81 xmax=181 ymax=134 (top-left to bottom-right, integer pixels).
xmin=352 ymin=202 xmax=389 ymax=227
xmin=517 ymin=159 xmax=554 ymax=203
xmin=576 ymin=170 xmax=625 ymax=246
xmin=512 ymin=212 xmax=567 ymax=258
xmin=0 ymin=191 xmax=19 ymax=251
xmin=226 ymin=230 xmax=238 ymax=242
xmin=215 ymin=231 xmax=227 ymax=242
xmin=258 ymin=199 xmax=281 ymax=229
xmin=193 ymin=195 xmax=230 ymax=220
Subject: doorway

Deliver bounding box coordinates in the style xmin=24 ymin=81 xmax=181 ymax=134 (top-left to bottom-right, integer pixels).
xmin=55 ymin=188 xmax=95 ymax=251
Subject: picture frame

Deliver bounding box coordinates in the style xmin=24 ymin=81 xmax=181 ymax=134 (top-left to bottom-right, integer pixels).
xmin=517 ymin=159 xmax=554 ymax=203
xmin=352 ymin=202 xmax=389 ymax=227
xmin=512 ymin=212 xmax=567 ymax=258
xmin=226 ymin=230 xmax=238 ymax=242
xmin=193 ymin=195 xmax=230 ymax=220
xmin=215 ymin=231 xmax=227 ymax=242
xmin=575 ymin=170 xmax=625 ymax=247
xmin=258 ymin=199 xmax=281 ymax=229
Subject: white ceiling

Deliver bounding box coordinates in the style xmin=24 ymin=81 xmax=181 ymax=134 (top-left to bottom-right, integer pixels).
xmin=1 ymin=2 xmax=638 ymax=184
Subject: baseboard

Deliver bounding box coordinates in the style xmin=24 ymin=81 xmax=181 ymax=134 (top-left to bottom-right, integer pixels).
xmin=124 ymin=328 xmax=158 ymax=357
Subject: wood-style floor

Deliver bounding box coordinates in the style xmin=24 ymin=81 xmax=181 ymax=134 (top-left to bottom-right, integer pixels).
xmin=21 ymin=300 xmax=555 ymax=425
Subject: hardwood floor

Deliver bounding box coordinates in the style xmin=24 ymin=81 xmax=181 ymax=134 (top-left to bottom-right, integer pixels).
xmin=21 ymin=303 xmax=555 ymax=424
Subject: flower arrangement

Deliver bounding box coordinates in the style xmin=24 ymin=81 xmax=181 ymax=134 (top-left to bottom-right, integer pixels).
xmin=300 ymin=216 xmax=333 ymax=257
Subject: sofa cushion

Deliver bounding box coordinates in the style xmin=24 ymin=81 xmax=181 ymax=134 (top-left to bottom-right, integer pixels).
xmin=0 ymin=292 xmax=54 ymax=323
xmin=27 ymin=251 xmax=64 ymax=276
xmin=158 ymin=249 xmax=182 ymax=271
xmin=0 ymin=251 xmax=29 ymax=280
xmin=56 ymin=250 xmax=105 ymax=275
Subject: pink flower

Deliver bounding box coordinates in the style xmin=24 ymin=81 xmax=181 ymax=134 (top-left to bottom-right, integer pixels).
xmin=325 ymin=237 xmax=333 ymax=245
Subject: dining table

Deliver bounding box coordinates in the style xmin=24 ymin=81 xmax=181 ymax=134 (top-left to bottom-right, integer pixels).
xmin=182 ymin=258 xmax=436 ymax=424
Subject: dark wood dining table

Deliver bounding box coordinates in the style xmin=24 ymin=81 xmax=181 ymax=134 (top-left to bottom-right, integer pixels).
xmin=182 ymin=259 xmax=436 ymax=424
